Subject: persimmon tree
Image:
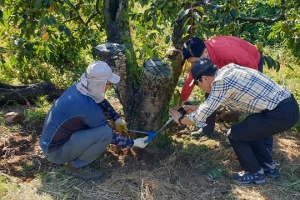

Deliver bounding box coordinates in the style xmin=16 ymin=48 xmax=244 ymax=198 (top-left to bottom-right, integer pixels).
xmin=0 ymin=0 xmax=299 ymax=136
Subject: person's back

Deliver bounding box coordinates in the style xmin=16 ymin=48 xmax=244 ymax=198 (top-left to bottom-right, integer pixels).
xmin=205 ymin=36 xmax=261 ymax=70
xmin=181 ymin=36 xmax=263 ymax=103
xmin=180 ymin=36 xmax=271 ymax=152
xmin=40 ymin=84 xmax=107 ymax=154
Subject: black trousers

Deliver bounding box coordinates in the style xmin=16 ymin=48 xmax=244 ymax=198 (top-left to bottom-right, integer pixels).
xmin=227 ymin=95 xmax=299 ymax=172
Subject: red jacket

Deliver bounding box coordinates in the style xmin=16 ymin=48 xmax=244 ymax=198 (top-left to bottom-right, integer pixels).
xmin=181 ymin=36 xmax=261 ymax=101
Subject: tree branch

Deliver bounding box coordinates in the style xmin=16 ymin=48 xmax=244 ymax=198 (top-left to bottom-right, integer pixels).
xmin=237 ymin=0 xmax=286 ymax=24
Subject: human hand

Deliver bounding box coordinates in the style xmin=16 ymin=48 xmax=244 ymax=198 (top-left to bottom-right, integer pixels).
xmin=115 ymin=118 xmax=128 ymax=132
xmin=133 ymin=136 xmax=149 ymax=148
xmin=169 ymin=108 xmax=182 ymax=124
xmin=183 ymin=105 xmax=198 ymax=114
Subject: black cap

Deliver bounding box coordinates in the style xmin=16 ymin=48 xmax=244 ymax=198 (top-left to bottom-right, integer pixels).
xmin=189 ymin=58 xmax=214 ymax=86
xmin=182 ymin=37 xmax=206 ymax=60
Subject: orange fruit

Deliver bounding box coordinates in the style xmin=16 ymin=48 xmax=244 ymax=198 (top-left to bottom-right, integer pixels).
xmin=42 ymin=33 xmax=49 ymax=41
xmin=47 ymin=5 xmax=54 ymax=13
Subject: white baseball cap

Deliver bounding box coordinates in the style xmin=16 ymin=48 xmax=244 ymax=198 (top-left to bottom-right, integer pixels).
xmin=86 ymin=61 xmax=120 ymax=83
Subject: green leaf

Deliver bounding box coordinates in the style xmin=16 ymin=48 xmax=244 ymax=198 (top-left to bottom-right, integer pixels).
xmin=23 ymin=56 xmax=28 ymax=64
xmin=179 ymin=9 xmax=190 ymax=19
xmin=239 ymin=12 xmax=246 ymax=19
xmin=48 ymin=16 xmax=57 ymax=25
xmin=64 ymin=0 xmax=77 ymax=11
xmin=193 ymin=6 xmax=204 ymax=14
xmin=18 ymin=21 xmax=26 ymax=29
xmin=263 ymin=56 xmax=274 ymax=69
xmin=230 ymin=9 xmax=238 ymax=19
xmin=184 ymin=25 xmax=191 ymax=34
xmin=0 ymin=18 xmax=5 ymax=26
xmin=0 ymin=10 xmax=3 ymax=18
xmin=274 ymin=61 xmax=280 ymax=72
xmin=34 ymin=0 xmax=43 ymax=9
xmin=58 ymin=25 xmax=65 ymax=32
xmin=64 ymin=27 xmax=71 ymax=36
xmin=48 ymin=44 xmax=55 ymax=52
xmin=38 ymin=18 xmax=45 ymax=27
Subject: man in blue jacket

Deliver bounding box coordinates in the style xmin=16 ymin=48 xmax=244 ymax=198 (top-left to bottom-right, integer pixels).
xmin=40 ymin=61 xmax=148 ymax=180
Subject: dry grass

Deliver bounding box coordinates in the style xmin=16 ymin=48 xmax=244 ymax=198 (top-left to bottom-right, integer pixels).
xmin=1 ymin=129 xmax=300 ymax=200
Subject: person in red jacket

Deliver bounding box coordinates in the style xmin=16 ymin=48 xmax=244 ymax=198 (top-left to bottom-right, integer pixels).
xmin=181 ymin=36 xmax=272 ymax=152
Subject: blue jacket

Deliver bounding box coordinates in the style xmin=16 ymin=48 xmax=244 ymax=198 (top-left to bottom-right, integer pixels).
xmin=39 ymin=84 xmax=120 ymax=153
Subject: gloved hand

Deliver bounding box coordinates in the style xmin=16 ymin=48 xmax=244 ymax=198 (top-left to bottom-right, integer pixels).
xmin=115 ymin=118 xmax=128 ymax=132
xmin=133 ymin=136 xmax=149 ymax=148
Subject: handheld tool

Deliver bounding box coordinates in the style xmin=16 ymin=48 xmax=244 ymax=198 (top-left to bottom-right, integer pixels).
xmin=128 ymin=130 xmax=157 ymax=143
xmin=129 ymin=107 xmax=186 ymax=143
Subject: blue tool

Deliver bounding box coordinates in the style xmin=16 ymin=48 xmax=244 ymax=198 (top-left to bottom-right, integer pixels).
xmin=129 ymin=107 xmax=187 ymax=143
xmin=128 ymin=130 xmax=157 ymax=143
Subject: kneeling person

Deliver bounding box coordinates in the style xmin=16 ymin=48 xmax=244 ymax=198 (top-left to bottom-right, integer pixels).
xmin=39 ymin=61 xmax=148 ymax=180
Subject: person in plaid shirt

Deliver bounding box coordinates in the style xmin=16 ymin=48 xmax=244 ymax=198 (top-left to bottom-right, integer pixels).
xmin=169 ymin=58 xmax=299 ymax=184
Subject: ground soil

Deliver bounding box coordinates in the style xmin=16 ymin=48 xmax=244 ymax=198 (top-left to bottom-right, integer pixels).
xmin=0 ymin=103 xmax=228 ymax=182
xmin=1 ymin=103 xmax=300 ymax=200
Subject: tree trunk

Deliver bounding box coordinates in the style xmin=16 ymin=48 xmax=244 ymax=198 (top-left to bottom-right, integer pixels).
xmin=100 ymin=0 xmax=186 ymax=133
xmin=0 ymin=82 xmax=63 ymax=106
xmin=95 ymin=44 xmax=174 ymax=131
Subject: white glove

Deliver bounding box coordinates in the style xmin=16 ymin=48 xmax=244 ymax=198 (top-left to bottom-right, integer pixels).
xmin=133 ymin=136 xmax=149 ymax=148
xmin=115 ymin=118 xmax=128 ymax=132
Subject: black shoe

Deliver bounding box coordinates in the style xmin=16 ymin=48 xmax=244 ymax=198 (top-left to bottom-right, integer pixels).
xmin=65 ymin=163 xmax=104 ymax=180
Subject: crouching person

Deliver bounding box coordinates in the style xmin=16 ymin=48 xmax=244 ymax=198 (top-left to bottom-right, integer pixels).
xmin=169 ymin=58 xmax=299 ymax=184
xmin=39 ymin=61 xmax=148 ymax=180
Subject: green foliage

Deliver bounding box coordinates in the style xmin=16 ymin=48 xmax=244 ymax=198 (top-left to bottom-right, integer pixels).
xmin=24 ymin=109 xmax=45 ymax=125
xmin=23 ymin=96 xmax=51 ymax=125
xmin=0 ymin=0 xmax=103 ymax=84
xmin=178 ymin=140 xmax=208 ymax=156
xmin=0 ymin=175 xmax=19 ymax=197
xmin=154 ymin=132 xmax=173 ymax=149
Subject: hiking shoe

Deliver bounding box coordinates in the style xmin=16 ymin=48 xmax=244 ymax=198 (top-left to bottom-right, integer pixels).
xmin=65 ymin=163 xmax=104 ymax=180
xmin=191 ymin=128 xmax=214 ymax=138
xmin=261 ymin=162 xmax=280 ymax=178
xmin=232 ymin=170 xmax=266 ymax=184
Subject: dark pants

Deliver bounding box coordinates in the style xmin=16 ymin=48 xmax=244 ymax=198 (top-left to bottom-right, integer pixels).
xmin=202 ymin=92 xmax=217 ymax=134
xmin=227 ymin=96 xmax=299 ymax=172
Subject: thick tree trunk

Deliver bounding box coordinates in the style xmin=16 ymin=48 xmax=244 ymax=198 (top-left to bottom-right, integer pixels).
xmin=95 ymin=44 xmax=174 ymax=131
xmin=0 ymin=82 xmax=63 ymax=106
xmin=100 ymin=0 xmax=186 ymax=133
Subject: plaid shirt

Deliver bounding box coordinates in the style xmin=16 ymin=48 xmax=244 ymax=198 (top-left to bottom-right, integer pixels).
xmin=188 ymin=64 xmax=291 ymax=127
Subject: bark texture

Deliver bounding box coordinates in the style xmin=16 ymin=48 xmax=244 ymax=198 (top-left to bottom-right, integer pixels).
xmin=0 ymin=82 xmax=63 ymax=106
xmin=98 ymin=0 xmax=186 ymax=132
xmin=95 ymin=44 xmax=174 ymax=131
